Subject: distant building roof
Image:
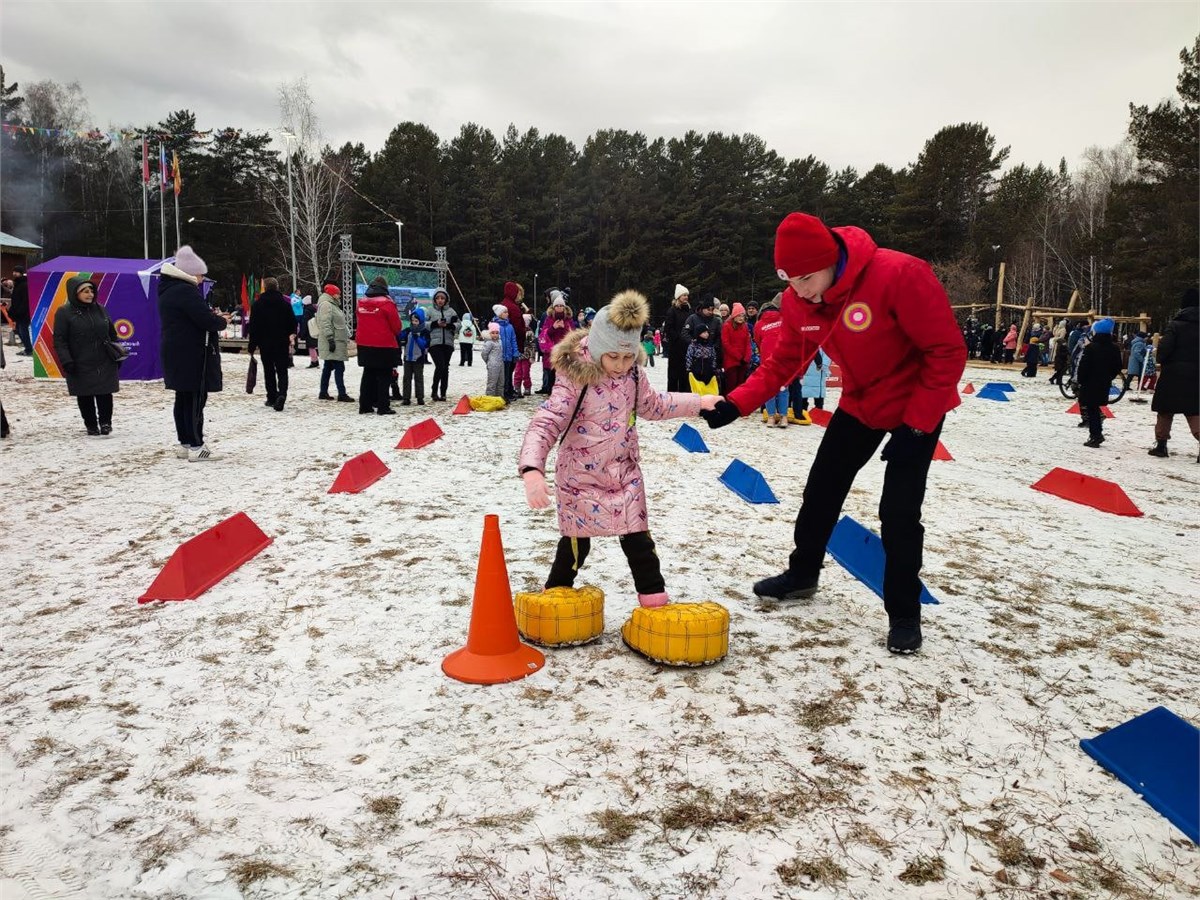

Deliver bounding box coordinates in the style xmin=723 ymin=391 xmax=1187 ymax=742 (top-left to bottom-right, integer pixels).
xmin=0 ymin=231 xmax=42 ymax=252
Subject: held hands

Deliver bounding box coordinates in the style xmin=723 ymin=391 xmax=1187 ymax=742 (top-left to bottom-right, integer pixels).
xmin=698 ymin=394 xmax=721 ymax=412
xmin=699 ymin=397 xmax=739 ymax=429
xmin=522 ymin=470 xmax=552 ymax=509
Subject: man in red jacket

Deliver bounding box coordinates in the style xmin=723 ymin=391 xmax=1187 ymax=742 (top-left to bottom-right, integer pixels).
xmin=701 ymin=213 xmax=966 ymax=654
xmin=355 ymin=276 xmax=402 ymax=414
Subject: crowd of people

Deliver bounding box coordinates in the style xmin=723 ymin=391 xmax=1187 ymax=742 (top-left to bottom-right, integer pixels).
xmin=0 ymin=212 xmax=1196 ymax=653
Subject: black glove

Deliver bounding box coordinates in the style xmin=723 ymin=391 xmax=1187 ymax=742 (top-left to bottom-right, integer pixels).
xmin=700 ymin=399 xmax=740 ymax=429
xmin=327 ymin=342 xmax=336 ymax=355
xmin=880 ymin=427 xmax=930 ymax=464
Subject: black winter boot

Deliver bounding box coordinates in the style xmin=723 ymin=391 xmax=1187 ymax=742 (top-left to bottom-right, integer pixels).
xmin=887 ymin=618 xmax=922 ymax=654
xmin=752 ymin=571 xmax=819 ymax=601
xmin=1148 ymin=441 xmax=1168 ymax=458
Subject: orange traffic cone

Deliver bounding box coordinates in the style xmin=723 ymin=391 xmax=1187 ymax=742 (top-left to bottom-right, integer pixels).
xmin=963 ymin=383 xmax=975 ymax=394
xmin=442 ymin=515 xmax=545 ymax=684
xmin=452 ymin=395 xmax=471 ymax=415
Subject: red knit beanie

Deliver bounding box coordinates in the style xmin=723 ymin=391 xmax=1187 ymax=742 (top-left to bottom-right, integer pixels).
xmin=503 ymin=281 xmax=521 ymax=303
xmin=322 ymin=283 xmax=340 ymax=297
xmin=774 ymin=213 xmax=838 ymax=279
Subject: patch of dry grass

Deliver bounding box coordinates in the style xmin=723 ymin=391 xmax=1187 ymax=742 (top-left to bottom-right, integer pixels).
xmin=366 ymin=795 xmax=402 ymax=817
xmin=777 ymin=854 xmax=848 ymax=887
xmin=471 ymin=807 xmax=535 ymax=829
xmin=227 ymin=858 xmax=294 ymax=890
xmin=48 ymin=695 xmax=89 ymax=712
xmin=662 ymin=786 xmax=772 ymax=831
xmin=586 ymin=808 xmax=640 ymax=846
xmin=796 ymin=678 xmax=862 ymax=730
xmin=898 ymin=854 xmax=945 ymax=885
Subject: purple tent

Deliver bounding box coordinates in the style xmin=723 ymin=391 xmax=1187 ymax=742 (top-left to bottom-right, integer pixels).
xmin=28 ymin=256 xmax=175 ymax=381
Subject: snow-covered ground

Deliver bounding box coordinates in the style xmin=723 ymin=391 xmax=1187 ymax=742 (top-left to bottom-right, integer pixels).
xmin=1 ymin=346 xmax=1197 ymax=900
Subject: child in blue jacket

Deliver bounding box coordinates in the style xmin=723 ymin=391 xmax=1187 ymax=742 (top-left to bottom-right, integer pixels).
xmin=493 ymin=303 xmax=520 ymax=400
xmin=400 ymin=307 xmax=430 ymax=405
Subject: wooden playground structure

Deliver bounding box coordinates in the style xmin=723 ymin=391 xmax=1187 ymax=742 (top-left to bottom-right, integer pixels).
xmin=952 ymin=262 xmax=1153 ymax=351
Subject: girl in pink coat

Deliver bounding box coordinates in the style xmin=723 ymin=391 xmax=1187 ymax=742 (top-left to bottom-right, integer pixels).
xmin=519 ymin=290 xmax=718 ymax=607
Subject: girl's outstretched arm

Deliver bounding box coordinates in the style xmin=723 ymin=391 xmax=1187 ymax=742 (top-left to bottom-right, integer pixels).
xmin=517 ymin=377 xmax=578 ymax=475
xmin=635 ymin=370 xmax=705 ymax=421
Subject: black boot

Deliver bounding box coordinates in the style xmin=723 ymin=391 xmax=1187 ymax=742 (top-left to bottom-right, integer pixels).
xmin=752 ymin=571 xmax=819 ymax=601
xmin=274 ymin=395 xmax=286 ymax=412
xmin=887 ymin=618 xmax=922 ymax=654
xmin=1147 ymin=441 xmax=1168 ymax=457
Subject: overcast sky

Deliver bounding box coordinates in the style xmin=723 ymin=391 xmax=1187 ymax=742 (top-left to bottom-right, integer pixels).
xmin=2 ymin=1 xmax=1196 ymax=173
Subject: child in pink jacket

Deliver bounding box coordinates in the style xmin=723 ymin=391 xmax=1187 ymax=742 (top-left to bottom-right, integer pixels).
xmin=519 ymin=290 xmax=719 ymax=607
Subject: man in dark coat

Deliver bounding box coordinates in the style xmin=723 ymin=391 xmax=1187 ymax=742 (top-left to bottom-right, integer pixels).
xmin=10 ymin=265 xmax=32 ymax=355
xmin=248 ymin=276 xmax=298 ymax=411
xmin=1149 ymin=287 xmax=1199 ymax=458
xmin=157 ymin=246 xmax=230 ymax=460
xmin=1076 ymin=318 xmax=1123 ymax=449
xmin=663 ymin=285 xmax=692 ymax=392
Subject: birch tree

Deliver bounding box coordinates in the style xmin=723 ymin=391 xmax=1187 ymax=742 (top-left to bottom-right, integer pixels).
xmin=268 ymin=78 xmax=346 ymax=291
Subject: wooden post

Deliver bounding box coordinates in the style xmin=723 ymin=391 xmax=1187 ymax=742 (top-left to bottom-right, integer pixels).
xmin=1138 ymin=312 xmax=1150 ymax=334
xmin=1064 ymin=289 xmax=1080 ymax=317
xmin=1016 ymin=295 xmax=1036 ymax=359
xmin=993 ymin=261 xmax=1006 ymax=330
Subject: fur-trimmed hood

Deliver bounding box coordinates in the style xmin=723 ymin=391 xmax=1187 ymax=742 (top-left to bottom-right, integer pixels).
xmin=160 ymin=262 xmax=198 ymax=285
xmin=550 ymin=327 xmax=646 ymax=387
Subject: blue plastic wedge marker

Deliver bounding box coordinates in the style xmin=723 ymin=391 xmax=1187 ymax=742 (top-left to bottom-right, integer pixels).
xmin=673 ymin=423 xmax=710 ymax=453
xmin=975 ymin=386 xmax=1010 ymax=402
xmin=984 ymin=382 xmax=1016 ymax=392
xmin=718 ymin=459 xmax=778 ymax=504
xmin=826 ymin=516 xmax=938 ymax=605
xmin=1080 ymin=707 xmax=1199 ymax=843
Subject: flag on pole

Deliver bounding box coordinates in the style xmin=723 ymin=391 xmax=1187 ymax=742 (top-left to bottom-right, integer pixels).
xmin=240 ymin=274 xmax=249 ymax=318
xmin=141 ymin=138 xmax=149 ymax=184
xmin=159 ymin=144 xmax=168 ymax=188
xmin=171 ymin=151 xmax=182 ymax=196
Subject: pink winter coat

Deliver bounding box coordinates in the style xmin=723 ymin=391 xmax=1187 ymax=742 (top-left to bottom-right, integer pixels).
xmin=1003 ymin=326 xmax=1018 ymax=350
xmin=518 ymin=329 xmax=701 ymax=537
xmin=538 ymin=310 xmax=575 ymax=367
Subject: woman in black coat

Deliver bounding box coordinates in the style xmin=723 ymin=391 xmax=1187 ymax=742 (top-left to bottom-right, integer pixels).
xmin=52 ymin=276 xmax=121 ymax=435
xmin=157 ymin=247 xmax=230 ymax=460
xmin=1149 ymin=288 xmax=1199 ymax=457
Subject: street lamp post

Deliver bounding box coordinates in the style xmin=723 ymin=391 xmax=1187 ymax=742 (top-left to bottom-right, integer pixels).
xmin=281 ymin=129 xmax=299 ymax=293
xmin=395 ymin=221 xmax=404 ymax=262
xmin=533 ymin=273 xmax=538 ymax=315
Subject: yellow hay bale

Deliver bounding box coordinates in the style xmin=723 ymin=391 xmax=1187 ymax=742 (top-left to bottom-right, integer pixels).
xmin=514 ymin=585 xmax=605 ymax=647
xmin=469 ymin=395 xmax=507 ymax=411
xmin=621 ymin=602 xmax=729 ymax=666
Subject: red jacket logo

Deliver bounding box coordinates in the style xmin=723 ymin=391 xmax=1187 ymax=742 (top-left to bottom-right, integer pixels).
xmin=842 ymin=302 xmax=872 ymax=332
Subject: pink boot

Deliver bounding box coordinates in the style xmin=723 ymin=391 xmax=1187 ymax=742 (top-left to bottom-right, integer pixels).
xmin=638 ymin=592 xmax=669 ymax=608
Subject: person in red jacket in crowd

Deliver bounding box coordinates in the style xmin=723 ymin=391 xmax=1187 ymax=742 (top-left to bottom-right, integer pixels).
xmin=721 ymin=302 xmax=753 ymax=393
xmin=355 ymin=276 xmax=402 ymax=415
xmin=701 ymin=212 xmax=967 ymax=655
xmin=500 ymin=281 xmax=527 ymax=398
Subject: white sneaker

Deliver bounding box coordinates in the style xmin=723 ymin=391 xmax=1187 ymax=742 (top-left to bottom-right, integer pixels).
xmin=174 ymin=445 xmax=189 ymax=459
xmin=188 ymin=445 xmax=219 ymax=462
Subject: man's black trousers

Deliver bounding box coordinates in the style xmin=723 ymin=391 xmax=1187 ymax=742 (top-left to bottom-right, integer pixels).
xmin=260 ymin=348 xmax=289 ymax=402
xmin=788 ymin=408 xmax=943 ymax=622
